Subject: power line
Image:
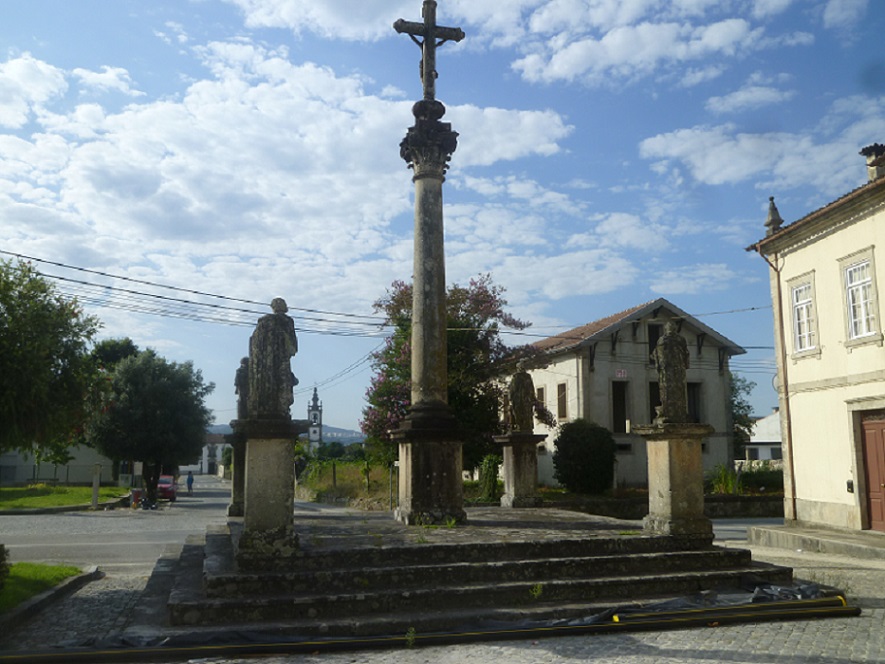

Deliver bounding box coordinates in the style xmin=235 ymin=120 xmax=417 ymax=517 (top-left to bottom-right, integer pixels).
xmin=1 ymin=249 xmax=386 ymax=323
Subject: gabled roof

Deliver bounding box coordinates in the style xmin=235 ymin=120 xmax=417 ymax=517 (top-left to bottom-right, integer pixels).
xmin=533 ymin=297 xmax=745 ymax=357
xmin=748 ymin=173 xmax=885 ymax=255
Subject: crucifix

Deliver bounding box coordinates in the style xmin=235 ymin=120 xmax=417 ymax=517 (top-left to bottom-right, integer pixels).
xmin=394 ymin=1 xmax=465 ymax=101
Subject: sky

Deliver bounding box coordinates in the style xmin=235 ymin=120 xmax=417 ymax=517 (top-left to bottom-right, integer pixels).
xmin=2 ymin=0 xmax=884 ymax=432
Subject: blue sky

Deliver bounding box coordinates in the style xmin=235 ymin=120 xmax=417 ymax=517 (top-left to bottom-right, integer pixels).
xmin=2 ymin=0 xmax=883 ymax=431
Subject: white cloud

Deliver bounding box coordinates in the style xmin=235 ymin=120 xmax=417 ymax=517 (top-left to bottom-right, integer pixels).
xmin=639 ymin=95 xmax=885 ymax=195
xmin=72 ymin=66 xmax=146 ymax=97
xmin=447 ymin=105 xmax=572 ymax=166
xmin=0 ymin=53 xmax=67 ymax=128
xmin=680 ymin=65 xmax=724 ymax=87
xmin=822 ymin=0 xmax=867 ymax=30
xmin=497 ymin=250 xmax=640 ymax=300
xmin=650 ymin=263 xmax=736 ymax=294
xmin=752 ymin=0 xmax=794 ymax=20
xmin=513 ymin=19 xmax=761 ymax=84
xmin=2 ymin=44 xmax=573 ymax=308
xmin=224 ymin=0 xmax=414 ymax=40
xmin=705 ymin=75 xmax=795 ymax=114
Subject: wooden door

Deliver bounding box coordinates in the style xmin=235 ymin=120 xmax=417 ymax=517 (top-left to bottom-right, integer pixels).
xmin=862 ymin=412 xmax=885 ymax=532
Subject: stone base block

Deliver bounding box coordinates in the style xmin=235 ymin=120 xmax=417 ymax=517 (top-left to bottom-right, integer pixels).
xmin=236 ymin=525 xmax=299 ymax=571
xmin=227 ymin=503 xmax=244 ymax=517
xmin=392 ymin=400 xmax=466 ymax=526
xmin=643 ymin=513 xmax=713 ymax=537
xmin=501 ymin=495 xmax=543 ymax=508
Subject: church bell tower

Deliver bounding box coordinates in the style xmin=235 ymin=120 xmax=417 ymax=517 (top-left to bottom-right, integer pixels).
xmin=307 ymin=387 xmax=323 ymax=451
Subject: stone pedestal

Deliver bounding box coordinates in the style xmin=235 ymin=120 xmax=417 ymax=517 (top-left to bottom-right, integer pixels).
xmin=392 ymin=401 xmax=466 ymax=525
xmin=236 ymin=419 xmax=302 ymax=570
xmin=226 ymin=426 xmax=246 ymax=517
xmin=495 ymin=433 xmax=545 ymax=508
xmin=633 ymin=422 xmax=713 ymax=537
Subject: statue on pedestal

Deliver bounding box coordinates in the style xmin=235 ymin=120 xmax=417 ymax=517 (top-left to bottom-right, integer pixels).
xmin=508 ymin=361 xmax=536 ymax=434
xmin=235 ymin=357 xmax=249 ymax=421
xmin=652 ymin=320 xmax=690 ymax=423
xmin=248 ymin=298 xmax=298 ymax=420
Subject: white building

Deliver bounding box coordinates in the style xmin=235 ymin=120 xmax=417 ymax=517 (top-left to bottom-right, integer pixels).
xmin=746 ymin=409 xmax=783 ymax=462
xmin=526 ymin=298 xmax=745 ymax=487
xmin=748 ymin=143 xmax=885 ymax=531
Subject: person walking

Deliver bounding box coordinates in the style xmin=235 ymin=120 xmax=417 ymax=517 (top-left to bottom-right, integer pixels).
xmin=186 ymin=471 xmax=194 ymax=496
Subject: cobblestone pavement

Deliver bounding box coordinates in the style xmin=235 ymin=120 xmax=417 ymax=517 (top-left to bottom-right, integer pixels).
xmin=2 ymin=543 xmax=884 ymax=662
xmin=4 ymin=495 xmax=885 ymax=663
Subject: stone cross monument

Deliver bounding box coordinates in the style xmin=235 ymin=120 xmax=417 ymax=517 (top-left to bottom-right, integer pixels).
xmin=391 ymin=1 xmax=467 ymax=525
xmin=634 ymin=319 xmax=713 ymax=538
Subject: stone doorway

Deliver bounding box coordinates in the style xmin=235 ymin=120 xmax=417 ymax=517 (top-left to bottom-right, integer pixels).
xmin=861 ymin=411 xmax=885 ymax=532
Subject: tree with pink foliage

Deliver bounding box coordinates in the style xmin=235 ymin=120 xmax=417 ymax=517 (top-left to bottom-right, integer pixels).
xmin=361 ymin=275 xmax=549 ymax=471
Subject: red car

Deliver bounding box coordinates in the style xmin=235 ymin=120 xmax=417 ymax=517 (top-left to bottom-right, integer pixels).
xmin=157 ymin=475 xmax=177 ymax=501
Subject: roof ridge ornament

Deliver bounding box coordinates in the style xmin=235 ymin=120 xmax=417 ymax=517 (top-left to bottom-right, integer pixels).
xmin=765 ymin=196 xmax=784 ymax=236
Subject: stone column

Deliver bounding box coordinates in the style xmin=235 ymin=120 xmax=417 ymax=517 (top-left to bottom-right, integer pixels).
xmin=634 ymin=422 xmax=713 ymax=537
xmin=392 ymin=99 xmax=465 ymax=526
xmin=226 ymin=428 xmax=246 ymax=517
xmin=495 ymin=433 xmax=545 ymax=508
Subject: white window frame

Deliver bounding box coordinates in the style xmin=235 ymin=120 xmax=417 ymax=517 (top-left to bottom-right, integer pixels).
xmin=840 ymin=248 xmax=883 ymax=349
xmin=787 ymin=271 xmax=820 ymax=359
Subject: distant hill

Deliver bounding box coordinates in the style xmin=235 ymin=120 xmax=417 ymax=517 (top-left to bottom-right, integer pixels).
xmin=207 ymin=422 xmax=365 ymax=444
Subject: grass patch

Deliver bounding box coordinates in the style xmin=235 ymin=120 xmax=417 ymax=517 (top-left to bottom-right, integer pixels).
xmin=0 ymin=562 xmax=81 ymax=613
xmin=0 ymin=484 xmax=124 ymax=510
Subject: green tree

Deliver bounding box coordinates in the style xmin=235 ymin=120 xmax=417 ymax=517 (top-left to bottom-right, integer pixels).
xmin=92 ymin=337 xmax=139 ymax=369
xmin=552 ymin=419 xmax=617 ymax=495
xmin=729 ymin=373 xmax=756 ymax=460
xmin=0 ymin=259 xmax=99 ymax=455
xmin=87 ymin=349 xmax=214 ymax=502
xmin=360 ymin=275 xmax=537 ymax=471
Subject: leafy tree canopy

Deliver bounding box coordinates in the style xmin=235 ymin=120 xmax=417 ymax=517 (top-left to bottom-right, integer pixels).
xmin=0 ymin=259 xmax=99 ymax=454
xmin=87 ymin=349 xmax=214 ymax=500
xmin=729 ymin=373 xmax=756 ymax=458
xmin=92 ymin=337 xmax=139 ymax=369
xmin=360 ymin=274 xmax=538 ymax=470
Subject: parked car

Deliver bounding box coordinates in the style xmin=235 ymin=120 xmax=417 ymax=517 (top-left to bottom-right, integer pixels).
xmin=157 ymin=475 xmax=177 ymax=501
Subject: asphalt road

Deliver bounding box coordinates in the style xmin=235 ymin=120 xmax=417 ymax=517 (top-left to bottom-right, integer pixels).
xmin=1 ymin=478 xmax=778 ymax=571
xmin=0 ymin=474 xmax=231 ymax=571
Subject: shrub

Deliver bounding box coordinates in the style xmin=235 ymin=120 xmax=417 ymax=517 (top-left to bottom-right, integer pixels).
xmin=0 ymin=544 xmax=9 ymax=592
xmin=478 ymin=454 xmax=502 ymax=502
xmin=552 ymin=419 xmax=617 ymax=494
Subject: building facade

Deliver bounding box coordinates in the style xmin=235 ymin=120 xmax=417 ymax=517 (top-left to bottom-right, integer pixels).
xmin=527 ymin=298 xmax=744 ymax=487
xmin=748 ymin=143 xmax=885 ymax=531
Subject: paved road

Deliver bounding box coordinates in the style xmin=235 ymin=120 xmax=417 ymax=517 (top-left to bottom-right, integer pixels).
xmin=1 ymin=475 xmax=230 ymax=571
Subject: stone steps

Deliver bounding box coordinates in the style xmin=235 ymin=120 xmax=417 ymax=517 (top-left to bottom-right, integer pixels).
xmin=168 ymin=524 xmax=793 ymax=632
xmin=206 ymin=549 xmax=756 ymax=597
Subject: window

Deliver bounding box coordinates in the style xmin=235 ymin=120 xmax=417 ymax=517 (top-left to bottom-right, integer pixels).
xmin=647 ymin=324 xmax=663 ymax=364
xmin=612 ymin=381 xmax=628 ymax=433
xmin=840 ymin=248 xmax=882 ymax=348
xmin=557 ymin=383 xmax=567 ymax=420
xmin=687 ymin=383 xmax=702 ymax=423
xmin=846 ymin=260 xmax=875 ymax=339
xmin=792 ymin=283 xmax=816 ymax=351
xmin=649 ymin=382 xmax=660 ymax=423
xmin=536 ymin=386 xmax=546 ymax=409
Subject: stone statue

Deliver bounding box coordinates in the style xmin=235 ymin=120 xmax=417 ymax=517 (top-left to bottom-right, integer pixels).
xmin=508 ymin=361 xmax=536 ymax=434
xmin=235 ymin=357 xmax=249 ymax=421
xmin=652 ymin=320 xmax=690 ymax=423
xmin=248 ymin=298 xmax=298 ymax=420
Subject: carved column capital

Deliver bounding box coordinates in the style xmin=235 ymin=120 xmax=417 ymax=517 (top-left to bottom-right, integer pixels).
xmin=400 ymin=100 xmax=458 ymax=180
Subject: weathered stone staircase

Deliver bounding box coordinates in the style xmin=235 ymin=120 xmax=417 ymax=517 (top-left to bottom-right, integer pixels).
xmin=167 ymin=513 xmax=792 ymax=637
